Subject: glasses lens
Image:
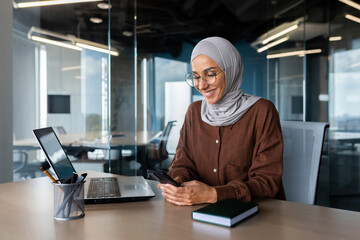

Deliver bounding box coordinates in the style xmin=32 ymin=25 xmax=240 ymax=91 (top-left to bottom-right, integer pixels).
xmin=185 ymin=73 xmax=195 ymax=87
xmin=204 ymin=69 xmax=216 ymax=85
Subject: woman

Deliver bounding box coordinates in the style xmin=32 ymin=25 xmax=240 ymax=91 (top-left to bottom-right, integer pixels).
xmin=158 ymin=37 xmax=285 ymax=205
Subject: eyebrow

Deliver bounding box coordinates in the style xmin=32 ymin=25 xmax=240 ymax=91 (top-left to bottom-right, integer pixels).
xmin=192 ymin=67 xmax=217 ymax=74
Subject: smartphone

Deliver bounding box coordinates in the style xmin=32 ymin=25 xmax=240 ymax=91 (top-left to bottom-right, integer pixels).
xmin=147 ymin=170 xmax=180 ymax=187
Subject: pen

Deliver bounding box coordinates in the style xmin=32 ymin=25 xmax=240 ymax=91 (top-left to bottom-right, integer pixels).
xmin=71 ymin=172 xmax=78 ymax=183
xmin=65 ymin=172 xmax=79 ymax=217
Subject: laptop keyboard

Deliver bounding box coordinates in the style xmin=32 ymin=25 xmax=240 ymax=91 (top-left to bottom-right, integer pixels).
xmin=87 ymin=177 xmax=121 ymax=199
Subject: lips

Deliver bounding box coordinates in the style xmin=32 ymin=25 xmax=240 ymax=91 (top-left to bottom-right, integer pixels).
xmin=203 ymin=89 xmax=216 ymax=97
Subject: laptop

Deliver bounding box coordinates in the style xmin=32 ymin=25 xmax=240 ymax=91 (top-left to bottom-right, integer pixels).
xmin=33 ymin=127 xmax=155 ymax=204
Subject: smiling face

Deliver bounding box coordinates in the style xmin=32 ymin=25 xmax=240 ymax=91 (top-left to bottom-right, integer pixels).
xmin=191 ymin=54 xmax=226 ymax=104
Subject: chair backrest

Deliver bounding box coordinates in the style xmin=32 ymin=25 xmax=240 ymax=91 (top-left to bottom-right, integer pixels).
xmin=55 ymin=126 xmax=66 ymax=134
xmin=281 ymin=121 xmax=329 ymax=204
xmin=13 ymin=150 xmax=28 ymax=172
xmin=149 ymin=120 xmax=177 ymax=162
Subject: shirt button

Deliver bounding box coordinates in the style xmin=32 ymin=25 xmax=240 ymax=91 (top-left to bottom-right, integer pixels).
xmin=215 ymin=139 xmax=219 ymax=143
xmin=213 ymin=169 xmax=217 ymax=173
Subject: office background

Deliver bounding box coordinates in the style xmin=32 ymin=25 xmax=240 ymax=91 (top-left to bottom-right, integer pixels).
xmin=1 ymin=0 xmax=360 ymax=212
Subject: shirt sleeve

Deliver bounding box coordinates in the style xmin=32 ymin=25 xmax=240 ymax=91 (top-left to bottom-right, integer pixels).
xmin=215 ymin=102 xmax=284 ymax=202
xmin=168 ymin=104 xmax=200 ymax=184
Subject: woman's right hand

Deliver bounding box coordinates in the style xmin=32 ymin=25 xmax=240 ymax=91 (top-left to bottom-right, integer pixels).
xmin=157 ymin=180 xmax=217 ymax=206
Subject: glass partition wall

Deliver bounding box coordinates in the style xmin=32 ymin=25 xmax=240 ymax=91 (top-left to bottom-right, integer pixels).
xmin=328 ymin=0 xmax=360 ymax=210
xmin=12 ymin=0 xmax=137 ymax=181
xmin=265 ymin=0 xmax=360 ymax=211
xmin=264 ymin=3 xmax=307 ymax=121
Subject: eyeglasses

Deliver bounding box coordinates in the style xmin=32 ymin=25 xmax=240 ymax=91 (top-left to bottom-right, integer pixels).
xmin=185 ymin=68 xmax=224 ymax=87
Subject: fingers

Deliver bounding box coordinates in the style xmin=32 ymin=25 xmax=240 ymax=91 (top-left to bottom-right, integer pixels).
xmin=162 ymin=191 xmax=192 ymax=206
xmin=159 ymin=184 xmax=195 ymax=205
xmin=158 ymin=183 xmax=177 ymax=190
xmin=161 ymin=184 xmax=191 ymax=198
xmin=158 ymin=181 xmax=215 ymax=205
xmin=165 ymin=198 xmax=192 ymax=206
xmin=157 ymin=183 xmax=167 ymax=189
xmin=162 ymin=188 xmax=191 ymax=200
xmin=161 ymin=183 xmax=178 ymax=192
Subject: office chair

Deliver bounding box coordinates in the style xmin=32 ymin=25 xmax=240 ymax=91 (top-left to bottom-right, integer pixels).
xmin=147 ymin=120 xmax=177 ymax=164
xmin=13 ymin=150 xmax=28 ymax=174
xmin=55 ymin=126 xmax=66 ymax=134
xmin=13 ymin=150 xmax=42 ymax=180
xmin=281 ymin=121 xmax=329 ymax=205
xmin=13 ymin=132 xmax=42 ymax=180
xmin=120 ymin=120 xmax=177 ymax=176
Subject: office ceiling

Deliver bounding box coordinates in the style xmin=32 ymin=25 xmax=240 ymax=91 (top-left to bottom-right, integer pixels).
xmin=14 ymin=0 xmax=343 ymax=56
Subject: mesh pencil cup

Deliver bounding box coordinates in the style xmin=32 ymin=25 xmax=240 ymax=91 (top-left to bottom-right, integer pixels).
xmin=53 ymin=181 xmax=85 ymax=220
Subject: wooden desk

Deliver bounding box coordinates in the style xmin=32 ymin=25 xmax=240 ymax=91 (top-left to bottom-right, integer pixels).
xmin=13 ymin=131 xmax=162 ymax=150
xmin=13 ymin=131 xmax=161 ymax=176
xmin=1 ymin=172 xmax=360 ymax=240
xmin=329 ymin=131 xmax=360 ymax=150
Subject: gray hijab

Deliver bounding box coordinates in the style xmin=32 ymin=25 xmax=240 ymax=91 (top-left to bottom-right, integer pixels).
xmin=191 ymin=37 xmax=261 ymax=127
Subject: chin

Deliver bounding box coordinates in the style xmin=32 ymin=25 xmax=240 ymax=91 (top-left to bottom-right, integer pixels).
xmin=204 ymin=97 xmax=218 ymax=105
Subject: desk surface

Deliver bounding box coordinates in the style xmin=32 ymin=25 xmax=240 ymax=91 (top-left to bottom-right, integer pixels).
xmin=13 ymin=131 xmax=161 ymax=150
xmin=330 ymin=131 xmax=360 ymax=139
xmin=1 ymin=172 xmax=360 ymax=240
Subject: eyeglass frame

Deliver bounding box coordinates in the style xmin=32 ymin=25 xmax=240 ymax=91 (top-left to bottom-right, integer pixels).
xmin=184 ymin=68 xmax=225 ymax=87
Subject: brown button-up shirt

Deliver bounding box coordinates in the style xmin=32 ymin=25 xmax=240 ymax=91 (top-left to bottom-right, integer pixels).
xmin=169 ymin=98 xmax=285 ymax=202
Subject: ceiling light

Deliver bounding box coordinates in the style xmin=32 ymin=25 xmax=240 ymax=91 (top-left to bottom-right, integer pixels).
xmin=345 ymin=14 xmax=360 ymax=24
xmin=350 ymin=62 xmax=360 ymax=68
xmin=62 ymin=65 xmax=82 ymax=71
xmin=266 ymin=49 xmax=322 ymax=59
xmin=262 ymin=24 xmax=298 ymax=44
xmin=97 ymin=2 xmax=111 ymax=9
xmin=329 ymin=36 xmax=342 ymax=41
xmin=318 ymin=94 xmax=329 ymax=102
xmin=15 ymin=0 xmax=102 ymax=8
xmin=31 ymin=36 xmax=82 ymax=51
xmin=28 ymin=27 xmax=120 ymax=56
xmin=257 ymin=36 xmax=289 ymax=53
xmin=338 ymin=0 xmax=360 ymax=11
xmin=122 ymin=31 xmax=133 ymax=37
xmin=75 ymin=43 xmax=119 ymax=56
xmin=90 ymin=17 xmax=103 ymax=24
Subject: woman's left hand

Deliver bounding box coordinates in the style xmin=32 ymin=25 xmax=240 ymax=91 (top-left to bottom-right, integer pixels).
xmin=157 ymin=180 xmax=217 ymax=206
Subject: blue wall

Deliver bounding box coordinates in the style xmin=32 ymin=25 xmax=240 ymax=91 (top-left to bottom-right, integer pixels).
xmin=153 ymin=41 xmax=194 ymax=66
xmin=233 ymin=40 xmax=267 ymax=98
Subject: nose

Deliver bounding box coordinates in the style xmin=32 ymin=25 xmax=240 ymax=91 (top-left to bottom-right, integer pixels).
xmin=197 ymin=78 xmax=208 ymax=90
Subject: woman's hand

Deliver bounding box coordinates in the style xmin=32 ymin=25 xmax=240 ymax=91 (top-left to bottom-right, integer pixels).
xmin=157 ymin=180 xmax=217 ymax=206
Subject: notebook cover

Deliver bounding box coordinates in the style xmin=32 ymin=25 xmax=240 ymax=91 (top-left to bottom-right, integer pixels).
xmin=192 ymin=199 xmax=258 ymax=227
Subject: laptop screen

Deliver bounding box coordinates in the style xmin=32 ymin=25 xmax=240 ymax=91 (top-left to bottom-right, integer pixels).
xmin=33 ymin=127 xmax=75 ymax=181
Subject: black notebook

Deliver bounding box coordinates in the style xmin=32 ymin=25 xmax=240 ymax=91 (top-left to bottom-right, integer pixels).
xmin=192 ymin=199 xmax=258 ymax=227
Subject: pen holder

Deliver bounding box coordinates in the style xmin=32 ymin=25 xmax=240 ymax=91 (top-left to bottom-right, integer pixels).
xmin=53 ymin=181 xmax=85 ymax=221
